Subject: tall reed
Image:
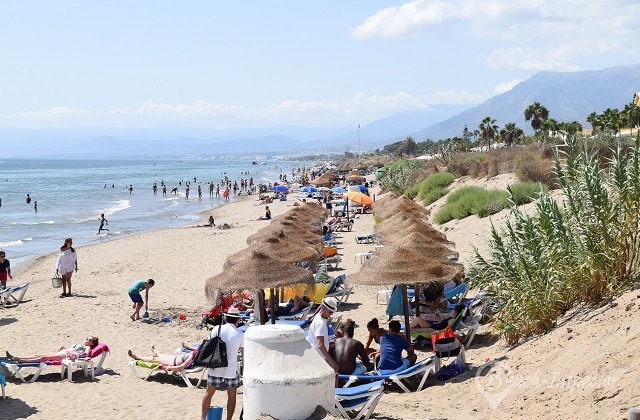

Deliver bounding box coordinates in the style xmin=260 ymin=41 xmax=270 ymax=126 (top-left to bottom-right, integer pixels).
xmin=469 ymin=134 xmax=640 ymax=345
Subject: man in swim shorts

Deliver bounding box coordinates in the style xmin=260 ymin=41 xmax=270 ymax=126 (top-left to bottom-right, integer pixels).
xmin=333 ymin=320 xmax=373 ymax=375
xmin=0 ymin=251 xmax=12 ymax=289
xmin=128 ymin=279 xmax=155 ymax=321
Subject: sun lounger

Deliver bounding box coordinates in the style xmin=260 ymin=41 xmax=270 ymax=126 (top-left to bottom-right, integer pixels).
xmin=129 ymin=359 xmax=205 ymax=388
xmin=325 ymin=274 xmax=354 ymax=306
xmin=355 ymin=234 xmax=375 ymax=244
xmin=338 ymin=357 xmax=435 ymax=393
xmin=334 ymin=380 xmax=384 ymax=420
xmin=334 ymin=221 xmax=354 ymax=232
xmin=319 ymin=255 xmax=341 ymax=270
xmin=0 ymin=282 xmax=30 ymax=307
xmin=0 ymin=360 xmax=52 ymax=383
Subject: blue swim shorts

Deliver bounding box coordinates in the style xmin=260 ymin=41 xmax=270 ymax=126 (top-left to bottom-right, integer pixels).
xmin=129 ymin=293 xmax=143 ymax=304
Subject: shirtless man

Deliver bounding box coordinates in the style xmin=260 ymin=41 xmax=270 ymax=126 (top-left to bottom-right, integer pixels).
xmin=332 ymin=321 xmax=373 ymax=375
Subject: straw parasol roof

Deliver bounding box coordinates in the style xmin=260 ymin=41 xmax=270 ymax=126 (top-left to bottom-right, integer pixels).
xmin=206 ymin=249 xmax=315 ymax=297
xmin=373 ymin=196 xmax=430 ymax=220
xmin=311 ymin=176 xmax=331 ymax=186
xmin=247 ymin=224 xmax=321 ymax=246
xmin=224 ymin=236 xmax=319 ymax=270
xmin=348 ymin=247 xmax=460 ymax=287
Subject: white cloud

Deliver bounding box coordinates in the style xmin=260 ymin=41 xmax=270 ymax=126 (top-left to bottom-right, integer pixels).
xmin=353 ymin=0 xmax=640 ymax=72
xmin=494 ymin=80 xmax=520 ymax=95
xmin=0 ymin=89 xmax=499 ymax=129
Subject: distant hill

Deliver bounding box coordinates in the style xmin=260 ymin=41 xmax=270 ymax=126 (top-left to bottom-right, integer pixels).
xmin=412 ymin=64 xmax=640 ymax=140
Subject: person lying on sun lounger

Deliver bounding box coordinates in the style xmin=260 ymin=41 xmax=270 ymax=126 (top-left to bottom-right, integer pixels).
xmin=127 ymin=346 xmax=197 ymax=372
xmin=266 ymin=294 xmax=310 ymax=316
xmin=409 ymin=281 xmax=464 ymax=332
xmin=6 ymin=336 xmax=99 ymax=363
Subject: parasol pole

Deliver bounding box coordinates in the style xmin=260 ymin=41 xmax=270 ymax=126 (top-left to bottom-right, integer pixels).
xmin=258 ymin=289 xmax=267 ymax=325
xmin=402 ymin=284 xmax=411 ymax=342
xmin=269 ymin=288 xmax=276 ymax=325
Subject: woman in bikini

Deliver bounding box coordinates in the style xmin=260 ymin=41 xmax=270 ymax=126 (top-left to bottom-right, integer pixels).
xmin=364 ymin=318 xmax=388 ymax=362
xmin=7 ymin=337 xmax=99 ymax=363
xmin=127 ymin=346 xmax=197 ymax=372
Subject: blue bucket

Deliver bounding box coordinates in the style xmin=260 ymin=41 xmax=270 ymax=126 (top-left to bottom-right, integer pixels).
xmin=206 ymin=406 xmax=223 ymax=420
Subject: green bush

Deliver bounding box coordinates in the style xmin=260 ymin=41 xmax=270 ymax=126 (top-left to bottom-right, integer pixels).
xmin=422 ymin=186 xmax=449 ymax=206
xmin=404 ymin=184 xmax=420 ymax=200
xmin=433 ymin=183 xmax=543 ymax=224
xmin=404 ymin=171 xmax=455 ymax=204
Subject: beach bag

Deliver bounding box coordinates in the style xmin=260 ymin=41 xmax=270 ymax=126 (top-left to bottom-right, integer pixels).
xmin=51 ymin=273 xmax=63 ymax=288
xmin=193 ymin=323 xmax=228 ymax=369
xmin=431 ymin=327 xmax=462 ymax=359
xmin=436 ymin=358 xmax=464 ymax=380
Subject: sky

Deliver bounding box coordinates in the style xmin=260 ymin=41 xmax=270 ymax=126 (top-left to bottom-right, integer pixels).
xmin=0 ymin=0 xmax=638 ymax=130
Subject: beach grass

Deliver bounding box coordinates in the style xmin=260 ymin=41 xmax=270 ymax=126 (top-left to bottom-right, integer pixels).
xmin=433 ymin=182 xmax=545 ymax=224
xmin=404 ymin=172 xmax=455 ymax=205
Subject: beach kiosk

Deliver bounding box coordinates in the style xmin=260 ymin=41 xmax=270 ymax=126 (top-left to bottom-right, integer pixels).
xmin=243 ymin=324 xmax=335 ymax=419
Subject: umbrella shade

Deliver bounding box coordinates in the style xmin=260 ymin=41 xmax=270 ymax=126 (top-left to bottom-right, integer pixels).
xmin=344 ymin=192 xmax=373 ymax=205
xmin=206 ymin=250 xmax=314 ymax=296
xmin=317 ymin=187 xmax=331 ymax=192
xmin=386 ymin=230 xmax=455 ymax=252
xmin=300 ymin=186 xmax=317 ymax=193
xmin=346 ymin=175 xmax=366 ymax=183
xmin=373 ymin=196 xmax=430 ymax=220
xmin=273 ymin=185 xmax=289 ymax=193
xmin=349 ymin=247 xmax=460 ymax=287
xmin=355 ymin=185 xmax=368 ymax=193
xmin=331 ymin=186 xmax=347 ymax=193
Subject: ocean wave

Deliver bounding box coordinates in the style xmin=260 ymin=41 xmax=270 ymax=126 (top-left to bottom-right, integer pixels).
xmin=0 ymin=240 xmax=23 ymax=247
xmin=104 ymin=199 xmax=131 ymax=215
xmin=11 ymin=220 xmax=55 ymax=225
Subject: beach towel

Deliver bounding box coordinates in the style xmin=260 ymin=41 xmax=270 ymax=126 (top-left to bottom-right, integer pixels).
xmin=386 ymin=285 xmax=404 ymax=316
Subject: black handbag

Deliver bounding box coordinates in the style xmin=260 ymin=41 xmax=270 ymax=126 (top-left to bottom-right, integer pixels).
xmin=193 ymin=323 xmax=228 ymax=368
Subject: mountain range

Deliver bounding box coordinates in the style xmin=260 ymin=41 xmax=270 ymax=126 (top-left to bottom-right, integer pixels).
xmin=1 ymin=64 xmax=638 ymax=158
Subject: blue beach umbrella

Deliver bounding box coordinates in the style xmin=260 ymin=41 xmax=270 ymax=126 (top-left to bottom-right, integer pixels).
xmin=300 ymin=186 xmax=317 ymax=193
xmin=331 ymin=186 xmax=347 ymax=193
xmin=356 ymin=185 xmax=368 ymax=193
xmin=273 ymin=185 xmax=289 ymax=193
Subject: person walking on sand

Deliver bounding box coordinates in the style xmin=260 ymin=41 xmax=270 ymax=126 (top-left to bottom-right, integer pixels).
xmin=56 ymin=238 xmax=78 ymax=297
xmin=201 ymin=308 xmax=244 ymax=420
xmin=98 ymin=214 xmax=109 ymax=234
xmin=128 ymin=279 xmax=154 ymax=321
xmin=0 ymin=251 xmax=12 ymax=289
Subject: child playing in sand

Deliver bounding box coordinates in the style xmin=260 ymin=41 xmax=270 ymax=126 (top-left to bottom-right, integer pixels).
xmin=128 ymin=279 xmax=155 ymax=321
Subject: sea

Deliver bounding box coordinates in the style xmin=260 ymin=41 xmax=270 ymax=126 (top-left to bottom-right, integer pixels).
xmin=0 ymin=158 xmax=308 ymax=268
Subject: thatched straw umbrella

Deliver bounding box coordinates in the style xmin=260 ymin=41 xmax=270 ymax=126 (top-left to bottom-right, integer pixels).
xmin=349 ymin=247 xmax=461 ymax=340
xmin=206 ymin=249 xmax=315 ymax=324
xmin=311 ymin=176 xmax=331 ymax=187
xmin=373 ymin=196 xmax=430 ymax=220
xmin=247 ymin=224 xmax=322 ymax=246
xmin=224 ymin=236 xmax=319 ymax=270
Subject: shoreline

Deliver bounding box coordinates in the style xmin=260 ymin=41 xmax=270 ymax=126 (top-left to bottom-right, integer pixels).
xmin=12 ymin=194 xmax=250 ymax=274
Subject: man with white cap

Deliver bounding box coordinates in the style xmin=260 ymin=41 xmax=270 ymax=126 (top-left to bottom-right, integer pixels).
xmin=201 ymin=307 xmax=244 ymax=420
xmin=306 ymin=296 xmax=339 ymax=372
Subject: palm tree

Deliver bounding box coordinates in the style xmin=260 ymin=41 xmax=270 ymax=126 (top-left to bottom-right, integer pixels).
xmin=500 ymin=123 xmax=524 ymax=147
xmin=479 ymin=117 xmax=498 ymax=151
xmin=524 ymin=102 xmax=550 ymax=136
xmin=601 ymin=108 xmax=622 ymax=134
xmin=586 ymin=111 xmax=600 ymax=133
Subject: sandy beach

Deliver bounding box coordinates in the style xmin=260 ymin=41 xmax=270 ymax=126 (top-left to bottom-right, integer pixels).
xmin=2 ymin=179 xmax=639 ymax=420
